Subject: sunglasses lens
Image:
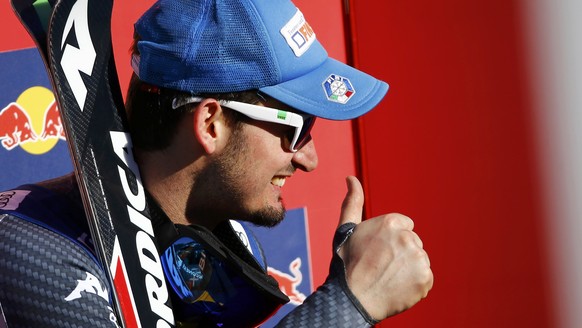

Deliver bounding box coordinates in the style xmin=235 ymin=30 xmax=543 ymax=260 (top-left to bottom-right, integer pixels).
xmin=291 ymin=116 xmax=316 ymax=151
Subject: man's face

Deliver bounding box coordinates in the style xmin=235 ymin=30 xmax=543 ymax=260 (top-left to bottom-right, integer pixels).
xmin=187 ymin=101 xmax=318 ymax=227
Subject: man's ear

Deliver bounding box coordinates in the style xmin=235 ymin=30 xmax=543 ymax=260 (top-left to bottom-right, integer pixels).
xmin=192 ymin=98 xmax=229 ymax=154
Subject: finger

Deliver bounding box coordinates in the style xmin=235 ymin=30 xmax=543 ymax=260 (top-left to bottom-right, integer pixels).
xmin=338 ymin=176 xmax=364 ymax=227
xmin=410 ymin=230 xmax=423 ymax=249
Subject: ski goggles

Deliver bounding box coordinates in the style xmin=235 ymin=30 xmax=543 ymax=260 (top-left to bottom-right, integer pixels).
xmin=158 ymin=220 xmax=289 ymax=327
xmin=172 ymin=96 xmax=316 ymax=152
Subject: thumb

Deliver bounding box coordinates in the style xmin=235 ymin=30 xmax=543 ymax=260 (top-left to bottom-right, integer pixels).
xmin=338 ymin=176 xmax=364 ymax=227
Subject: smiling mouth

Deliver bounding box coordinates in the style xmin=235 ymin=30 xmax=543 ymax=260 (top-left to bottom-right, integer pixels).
xmin=271 ymin=176 xmax=286 ymax=187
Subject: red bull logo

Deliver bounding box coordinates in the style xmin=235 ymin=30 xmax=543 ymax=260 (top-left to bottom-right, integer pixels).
xmin=268 ymin=258 xmax=306 ymax=305
xmin=0 ymin=86 xmax=66 ymax=154
xmin=0 ymin=102 xmax=36 ymax=150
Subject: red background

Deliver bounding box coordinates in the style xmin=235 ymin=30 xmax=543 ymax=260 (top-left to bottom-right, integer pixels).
xmin=0 ymin=0 xmax=556 ymax=326
xmin=349 ymin=1 xmax=554 ymax=326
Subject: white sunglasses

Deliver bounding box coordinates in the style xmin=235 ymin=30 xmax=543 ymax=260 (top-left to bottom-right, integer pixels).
xmin=172 ymin=96 xmax=315 ymax=152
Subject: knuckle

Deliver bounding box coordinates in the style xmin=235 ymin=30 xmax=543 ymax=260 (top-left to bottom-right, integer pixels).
xmin=413 ymin=248 xmax=427 ymax=260
xmin=421 ymin=267 xmax=434 ymax=285
xmin=414 ymin=269 xmax=433 ymax=296
xmin=427 ymin=270 xmax=435 ymax=289
xmin=381 ymin=213 xmax=406 ymax=229
xmin=398 ymin=231 xmax=413 ymax=245
xmin=398 ymin=230 xmax=418 ymax=246
xmin=385 ymin=213 xmax=414 ymax=230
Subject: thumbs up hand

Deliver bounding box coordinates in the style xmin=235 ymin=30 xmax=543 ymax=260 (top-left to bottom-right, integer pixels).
xmin=337 ymin=176 xmax=433 ymax=320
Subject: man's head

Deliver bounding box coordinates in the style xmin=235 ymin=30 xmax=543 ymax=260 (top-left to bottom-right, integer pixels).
xmin=126 ymin=0 xmax=388 ymax=227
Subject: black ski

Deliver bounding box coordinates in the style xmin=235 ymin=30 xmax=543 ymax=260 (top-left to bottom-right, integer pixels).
xmin=11 ymin=0 xmax=175 ymax=327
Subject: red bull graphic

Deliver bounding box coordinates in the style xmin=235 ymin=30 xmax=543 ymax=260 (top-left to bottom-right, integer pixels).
xmin=40 ymin=100 xmax=66 ymax=140
xmin=0 ymin=86 xmax=66 ymax=154
xmin=0 ymin=102 xmax=37 ymax=150
xmin=268 ymin=258 xmax=307 ymax=305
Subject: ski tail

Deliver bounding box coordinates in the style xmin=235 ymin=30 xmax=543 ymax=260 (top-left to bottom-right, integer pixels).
xmin=11 ymin=0 xmax=55 ymax=59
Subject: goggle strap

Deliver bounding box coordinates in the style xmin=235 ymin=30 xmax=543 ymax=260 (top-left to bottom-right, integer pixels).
xmin=212 ymin=220 xmax=267 ymax=272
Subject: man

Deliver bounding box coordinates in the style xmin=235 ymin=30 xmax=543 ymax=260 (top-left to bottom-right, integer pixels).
xmin=0 ymin=0 xmax=433 ymax=326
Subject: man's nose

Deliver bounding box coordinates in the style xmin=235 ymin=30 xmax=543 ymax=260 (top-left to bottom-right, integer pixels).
xmin=292 ymin=138 xmax=318 ymax=172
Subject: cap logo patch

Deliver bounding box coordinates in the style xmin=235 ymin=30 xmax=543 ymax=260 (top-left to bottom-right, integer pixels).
xmin=322 ymin=74 xmax=355 ymax=104
xmin=281 ymin=10 xmax=316 ymax=57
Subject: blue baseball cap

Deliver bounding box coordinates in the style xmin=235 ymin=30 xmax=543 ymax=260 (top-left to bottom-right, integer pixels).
xmin=133 ymin=0 xmax=389 ymax=120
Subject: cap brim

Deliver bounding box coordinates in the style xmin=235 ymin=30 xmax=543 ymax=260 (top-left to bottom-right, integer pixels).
xmin=259 ymin=57 xmax=389 ymax=120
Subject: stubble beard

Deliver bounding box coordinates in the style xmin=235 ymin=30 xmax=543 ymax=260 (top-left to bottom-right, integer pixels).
xmin=187 ymin=127 xmax=286 ymax=228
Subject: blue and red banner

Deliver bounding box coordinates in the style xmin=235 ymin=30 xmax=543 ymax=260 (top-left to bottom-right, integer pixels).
xmin=249 ymin=207 xmax=313 ymax=327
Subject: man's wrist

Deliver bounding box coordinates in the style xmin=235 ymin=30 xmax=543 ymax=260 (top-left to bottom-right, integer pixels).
xmin=329 ymin=223 xmax=380 ymax=326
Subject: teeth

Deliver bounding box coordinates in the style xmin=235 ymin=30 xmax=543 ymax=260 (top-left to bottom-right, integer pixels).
xmin=271 ymin=177 xmax=286 ymax=187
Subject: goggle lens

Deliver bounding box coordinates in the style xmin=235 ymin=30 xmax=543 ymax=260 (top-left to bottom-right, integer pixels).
xmin=160 ymin=224 xmax=288 ymax=327
xmin=166 ymin=238 xmax=218 ymax=303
